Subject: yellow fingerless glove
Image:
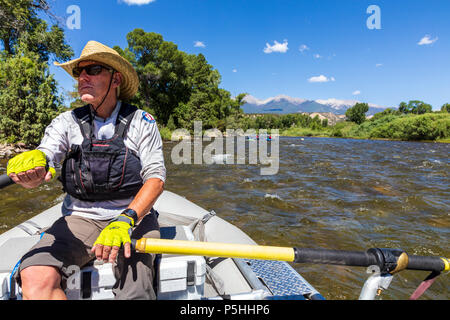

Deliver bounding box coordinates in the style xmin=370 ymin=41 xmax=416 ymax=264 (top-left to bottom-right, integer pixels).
xmin=93 ymin=215 xmax=134 ymax=248
xmin=6 ymin=150 xmax=56 ymax=178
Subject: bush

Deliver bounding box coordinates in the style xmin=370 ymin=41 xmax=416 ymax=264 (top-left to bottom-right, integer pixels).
xmin=368 ymin=113 xmax=449 ymax=141
xmin=158 ymin=126 xmax=173 ymax=141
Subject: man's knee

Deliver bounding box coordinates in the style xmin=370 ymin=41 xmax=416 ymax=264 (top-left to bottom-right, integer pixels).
xmin=20 ymin=265 xmax=62 ymax=298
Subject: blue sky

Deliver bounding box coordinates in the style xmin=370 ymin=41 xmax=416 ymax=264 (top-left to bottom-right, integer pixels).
xmin=43 ymin=0 xmax=450 ymax=110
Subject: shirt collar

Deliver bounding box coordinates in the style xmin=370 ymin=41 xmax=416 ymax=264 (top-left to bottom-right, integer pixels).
xmin=92 ymin=100 xmax=122 ymax=123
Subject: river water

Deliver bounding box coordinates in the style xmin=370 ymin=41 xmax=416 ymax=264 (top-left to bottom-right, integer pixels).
xmin=1 ymin=137 xmax=448 ymax=300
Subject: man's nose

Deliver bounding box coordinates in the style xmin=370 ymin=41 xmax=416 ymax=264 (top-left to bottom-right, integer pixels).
xmin=78 ymin=69 xmax=91 ymax=81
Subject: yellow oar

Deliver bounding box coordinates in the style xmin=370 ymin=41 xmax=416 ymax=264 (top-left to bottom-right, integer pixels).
xmin=133 ymin=238 xmax=449 ymax=275
xmin=134 ymin=238 xmax=295 ymax=262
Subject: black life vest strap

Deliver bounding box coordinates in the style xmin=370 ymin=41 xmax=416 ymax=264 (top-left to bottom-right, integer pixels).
xmin=115 ymin=103 xmax=138 ymax=137
xmin=72 ymin=104 xmax=92 ymax=139
xmin=71 ymin=103 xmax=138 ymax=139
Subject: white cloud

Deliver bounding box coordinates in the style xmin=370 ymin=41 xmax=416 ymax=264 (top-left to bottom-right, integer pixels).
xmin=418 ymin=35 xmax=438 ymax=46
xmin=313 ymin=54 xmax=322 ymax=59
xmin=352 ymin=90 xmax=361 ymax=95
xmin=376 ymin=63 xmax=383 ymax=67
xmin=120 ymin=0 xmax=156 ymax=5
xmin=194 ymin=41 xmax=206 ymax=48
xmin=308 ymin=75 xmax=335 ymax=83
xmin=232 ymin=69 xmax=237 ymax=73
xmin=299 ymin=44 xmax=309 ymax=53
xmin=263 ymin=40 xmax=288 ymax=54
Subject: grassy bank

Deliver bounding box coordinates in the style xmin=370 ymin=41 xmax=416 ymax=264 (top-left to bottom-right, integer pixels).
xmin=159 ymin=112 xmax=450 ymax=143
xmin=328 ymin=112 xmax=449 ymax=142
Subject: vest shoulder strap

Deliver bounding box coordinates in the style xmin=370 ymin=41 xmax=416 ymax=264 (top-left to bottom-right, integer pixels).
xmin=115 ymin=103 xmax=138 ymax=137
xmin=71 ymin=104 xmax=93 ymax=139
xmin=71 ymin=103 xmax=138 ymax=139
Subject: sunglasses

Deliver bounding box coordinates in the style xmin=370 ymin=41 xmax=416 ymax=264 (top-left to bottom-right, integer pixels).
xmin=72 ymin=64 xmax=114 ymax=78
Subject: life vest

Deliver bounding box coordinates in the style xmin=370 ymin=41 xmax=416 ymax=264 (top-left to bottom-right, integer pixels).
xmin=59 ymin=103 xmax=143 ymax=201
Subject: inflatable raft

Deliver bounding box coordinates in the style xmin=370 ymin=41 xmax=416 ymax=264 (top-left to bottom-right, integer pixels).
xmin=0 ymin=190 xmax=323 ymax=300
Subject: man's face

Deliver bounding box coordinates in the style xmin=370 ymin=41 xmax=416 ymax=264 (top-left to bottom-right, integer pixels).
xmin=77 ymin=60 xmax=119 ymax=105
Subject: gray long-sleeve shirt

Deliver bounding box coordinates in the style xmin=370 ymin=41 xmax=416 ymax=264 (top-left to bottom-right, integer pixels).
xmin=38 ymin=101 xmax=166 ymax=220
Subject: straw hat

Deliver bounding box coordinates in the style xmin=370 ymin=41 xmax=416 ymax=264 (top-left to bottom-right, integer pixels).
xmin=54 ymin=41 xmax=139 ymax=100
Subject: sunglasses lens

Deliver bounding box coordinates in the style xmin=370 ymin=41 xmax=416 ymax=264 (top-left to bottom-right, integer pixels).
xmin=72 ymin=65 xmax=105 ymax=77
xmin=86 ymin=65 xmax=104 ymax=75
xmin=72 ymin=67 xmax=82 ymax=77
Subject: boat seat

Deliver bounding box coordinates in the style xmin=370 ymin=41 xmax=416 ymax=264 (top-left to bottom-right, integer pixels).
xmin=0 ymin=235 xmax=41 ymax=273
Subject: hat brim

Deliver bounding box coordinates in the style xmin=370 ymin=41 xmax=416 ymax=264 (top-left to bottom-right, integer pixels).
xmin=54 ymin=52 xmax=139 ymax=100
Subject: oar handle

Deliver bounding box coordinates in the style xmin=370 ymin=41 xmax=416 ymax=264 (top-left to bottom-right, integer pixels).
xmin=294 ymin=247 xmax=449 ymax=273
xmin=407 ymin=255 xmax=449 ymax=272
xmin=0 ymin=174 xmax=14 ymax=189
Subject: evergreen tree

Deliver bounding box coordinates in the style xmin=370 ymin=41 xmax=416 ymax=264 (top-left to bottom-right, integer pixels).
xmin=0 ymin=48 xmax=64 ymax=145
xmin=0 ymin=0 xmax=72 ymax=62
xmin=0 ymin=0 xmax=72 ymax=146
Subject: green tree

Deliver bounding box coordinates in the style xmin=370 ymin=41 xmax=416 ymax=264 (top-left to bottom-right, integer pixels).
xmin=0 ymin=48 xmax=64 ymax=145
xmin=115 ymin=29 xmax=245 ymax=130
xmin=66 ymin=83 xmax=84 ymax=111
xmin=0 ymin=0 xmax=72 ymax=62
xmin=398 ymin=101 xmax=408 ymax=114
xmin=345 ymin=102 xmax=369 ymax=125
xmin=114 ymin=29 xmax=190 ymax=125
xmin=398 ymin=100 xmax=432 ymax=114
xmin=441 ymin=103 xmax=450 ymax=113
xmin=0 ymin=0 xmax=72 ymax=146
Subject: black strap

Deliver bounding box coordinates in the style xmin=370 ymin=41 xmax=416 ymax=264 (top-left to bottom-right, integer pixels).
xmin=71 ymin=103 xmax=137 ymax=139
xmin=72 ymin=104 xmax=92 ymax=139
xmin=115 ymin=103 xmax=138 ymax=137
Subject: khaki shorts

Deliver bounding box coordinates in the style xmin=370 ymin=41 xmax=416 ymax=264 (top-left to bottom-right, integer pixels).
xmin=14 ymin=211 xmax=160 ymax=295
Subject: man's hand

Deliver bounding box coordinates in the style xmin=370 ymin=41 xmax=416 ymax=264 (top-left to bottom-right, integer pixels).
xmin=7 ymin=150 xmax=55 ymax=189
xmin=91 ymin=216 xmax=134 ymax=263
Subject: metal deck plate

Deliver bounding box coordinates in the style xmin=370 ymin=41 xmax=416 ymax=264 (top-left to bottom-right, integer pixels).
xmin=245 ymin=259 xmax=317 ymax=297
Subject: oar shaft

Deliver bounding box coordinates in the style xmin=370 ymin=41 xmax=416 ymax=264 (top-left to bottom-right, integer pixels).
xmin=133 ymin=238 xmax=449 ymax=274
xmin=134 ymin=238 xmax=295 ymax=261
xmin=293 ymin=248 xmax=377 ymax=267
xmin=0 ymin=174 xmax=13 ymax=189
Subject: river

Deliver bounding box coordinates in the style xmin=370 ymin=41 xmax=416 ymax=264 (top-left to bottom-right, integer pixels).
xmin=1 ymin=136 xmax=449 ymax=300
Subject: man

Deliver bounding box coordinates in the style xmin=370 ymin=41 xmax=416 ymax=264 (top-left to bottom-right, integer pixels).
xmin=6 ymin=41 xmax=166 ymax=300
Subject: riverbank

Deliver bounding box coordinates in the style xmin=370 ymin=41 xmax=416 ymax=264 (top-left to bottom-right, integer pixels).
xmin=158 ymin=126 xmax=450 ymax=143
xmin=279 ymin=127 xmax=450 ymax=143
xmin=158 ymin=112 xmax=450 ymax=143
xmin=1 ymin=111 xmax=448 ymax=159
xmin=0 ymin=143 xmax=31 ymax=159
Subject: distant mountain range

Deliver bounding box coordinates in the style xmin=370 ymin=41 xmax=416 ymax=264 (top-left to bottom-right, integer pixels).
xmin=242 ymin=95 xmax=388 ymax=115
